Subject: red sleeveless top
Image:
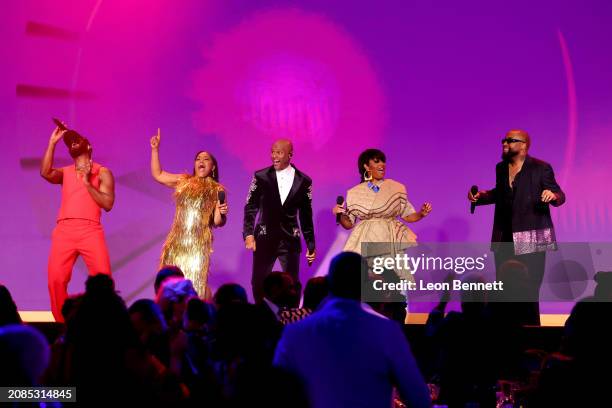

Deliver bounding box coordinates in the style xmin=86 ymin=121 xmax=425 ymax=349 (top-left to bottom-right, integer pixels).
xmin=58 ymin=162 xmax=103 ymax=222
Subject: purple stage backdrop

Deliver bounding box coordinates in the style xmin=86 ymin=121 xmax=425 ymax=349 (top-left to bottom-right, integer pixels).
xmin=1 ymin=0 xmax=611 ymax=312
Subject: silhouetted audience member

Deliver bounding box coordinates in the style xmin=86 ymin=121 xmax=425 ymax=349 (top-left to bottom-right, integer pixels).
xmin=156 ymin=277 xmax=197 ymax=331
xmin=213 ymin=303 xmax=281 ymax=401
xmin=263 ymin=272 xmax=300 ymax=309
xmin=184 ymin=296 xmax=216 ymax=334
xmin=230 ymin=365 xmax=309 ymax=408
xmin=181 ymin=297 xmax=224 ymax=406
xmin=215 ymin=303 xmax=279 ymax=365
xmin=183 ymin=297 xmax=216 ymax=372
xmin=154 ymin=265 xmax=185 ymax=296
xmin=274 ymin=252 xmax=430 ymax=408
xmin=302 ymin=276 xmax=329 ymax=311
xmin=564 ymin=272 xmax=612 ymax=358
xmin=61 ymin=294 xmax=83 ymax=324
xmin=129 ymin=299 xmax=170 ymax=366
xmin=254 ymin=272 xmax=296 ymax=335
xmin=155 ymin=277 xmax=202 ymax=387
xmin=593 ymin=271 xmax=612 ymax=300
xmin=486 ymin=259 xmax=529 ymax=379
xmin=533 ymin=296 xmax=612 ymax=406
xmin=424 ymin=274 xmax=453 ymax=337
xmin=213 ymin=283 xmax=248 ymax=309
xmin=45 ymin=274 xmax=185 ymax=404
xmin=0 ymin=324 xmax=49 ymax=386
xmin=489 ymin=258 xmax=537 ymax=326
xmin=427 ymin=274 xmax=498 ymax=407
xmin=41 ymin=294 xmax=84 ymax=387
xmin=367 ymin=268 xmax=408 ymax=324
xmin=0 ymin=284 xmax=22 ymax=326
xmin=280 ymin=276 xmax=330 ymax=324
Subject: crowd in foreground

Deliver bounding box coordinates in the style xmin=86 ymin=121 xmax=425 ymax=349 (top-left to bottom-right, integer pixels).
xmin=1 ymin=252 xmax=611 ymax=407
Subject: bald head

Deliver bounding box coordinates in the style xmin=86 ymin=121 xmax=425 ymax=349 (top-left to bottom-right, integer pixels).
xmin=271 ymin=139 xmax=294 ymax=170
xmin=272 ymin=139 xmax=293 ymax=154
xmin=506 ymin=129 xmax=531 ymax=149
xmin=501 ymin=129 xmax=530 ymax=161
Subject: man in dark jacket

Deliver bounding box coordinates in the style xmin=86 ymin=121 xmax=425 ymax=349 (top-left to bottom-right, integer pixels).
xmin=243 ymin=139 xmax=316 ymax=303
xmin=469 ymin=129 xmax=566 ymax=325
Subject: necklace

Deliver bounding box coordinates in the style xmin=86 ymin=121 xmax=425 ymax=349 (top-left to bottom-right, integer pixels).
xmin=367 ymin=180 xmax=382 ymax=193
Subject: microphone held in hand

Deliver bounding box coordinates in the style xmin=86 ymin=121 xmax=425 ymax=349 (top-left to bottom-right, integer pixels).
xmin=336 ymin=195 xmax=344 ymax=225
xmin=218 ymin=190 xmax=226 ymax=205
xmin=52 ymin=118 xmax=67 ymax=131
xmin=470 ymin=185 xmax=478 ymax=214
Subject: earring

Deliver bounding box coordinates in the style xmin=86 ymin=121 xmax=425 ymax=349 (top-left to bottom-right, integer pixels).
xmin=363 ymin=170 xmax=372 ymax=181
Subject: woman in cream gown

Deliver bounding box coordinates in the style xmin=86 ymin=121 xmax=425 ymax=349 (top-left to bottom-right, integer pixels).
xmin=333 ymin=149 xmax=432 ymax=280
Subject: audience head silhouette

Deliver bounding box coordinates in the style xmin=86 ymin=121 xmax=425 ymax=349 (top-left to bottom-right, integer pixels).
xmin=0 ymin=284 xmax=22 ymax=326
xmin=303 ymin=276 xmax=329 ymax=310
xmin=214 ymin=283 xmax=248 ymax=309
xmin=263 ymin=272 xmax=299 ymax=308
xmin=0 ymin=324 xmax=49 ymax=385
xmin=154 ymin=265 xmax=185 ymax=295
xmin=327 ymin=252 xmax=363 ymax=300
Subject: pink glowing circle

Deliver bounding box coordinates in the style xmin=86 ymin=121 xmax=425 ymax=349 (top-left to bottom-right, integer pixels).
xmin=190 ymin=9 xmax=387 ymax=181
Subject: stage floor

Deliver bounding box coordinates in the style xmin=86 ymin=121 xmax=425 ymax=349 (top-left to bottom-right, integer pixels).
xmin=19 ymin=311 xmax=570 ymax=327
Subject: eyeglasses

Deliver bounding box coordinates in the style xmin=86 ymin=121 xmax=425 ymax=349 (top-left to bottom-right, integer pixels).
xmin=501 ymin=138 xmax=526 ymax=144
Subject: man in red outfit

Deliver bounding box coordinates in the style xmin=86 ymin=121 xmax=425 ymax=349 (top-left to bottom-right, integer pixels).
xmin=40 ymin=125 xmax=115 ymax=322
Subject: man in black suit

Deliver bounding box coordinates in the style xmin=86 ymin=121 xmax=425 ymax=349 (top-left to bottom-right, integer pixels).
xmin=469 ymin=129 xmax=566 ymax=325
xmin=243 ymin=139 xmax=316 ymax=303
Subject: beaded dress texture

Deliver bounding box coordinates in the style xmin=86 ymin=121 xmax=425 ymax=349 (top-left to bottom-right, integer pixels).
xmin=160 ymin=176 xmax=219 ymax=296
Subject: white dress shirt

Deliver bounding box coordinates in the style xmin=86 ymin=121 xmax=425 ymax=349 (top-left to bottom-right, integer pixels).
xmin=276 ymin=165 xmax=295 ymax=205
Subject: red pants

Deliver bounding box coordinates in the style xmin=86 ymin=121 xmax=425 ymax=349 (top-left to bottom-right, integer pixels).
xmin=48 ymin=219 xmax=111 ymax=322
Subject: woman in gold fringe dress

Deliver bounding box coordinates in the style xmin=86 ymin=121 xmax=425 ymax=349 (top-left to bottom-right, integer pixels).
xmin=150 ymin=129 xmax=227 ymax=298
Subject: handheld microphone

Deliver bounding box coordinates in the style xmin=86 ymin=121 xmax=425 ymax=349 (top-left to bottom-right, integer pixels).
xmin=336 ymin=196 xmax=344 ymax=225
xmin=470 ymin=185 xmax=478 ymax=214
xmin=218 ymin=190 xmax=226 ymax=205
xmin=52 ymin=118 xmax=67 ymax=131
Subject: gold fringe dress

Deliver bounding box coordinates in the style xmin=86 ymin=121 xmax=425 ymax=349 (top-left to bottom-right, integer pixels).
xmin=159 ymin=176 xmax=220 ymax=297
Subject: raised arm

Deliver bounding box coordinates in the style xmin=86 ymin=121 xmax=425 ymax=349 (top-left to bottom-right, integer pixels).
xmin=150 ymin=129 xmax=183 ymax=188
xmin=40 ymin=127 xmax=65 ymax=184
